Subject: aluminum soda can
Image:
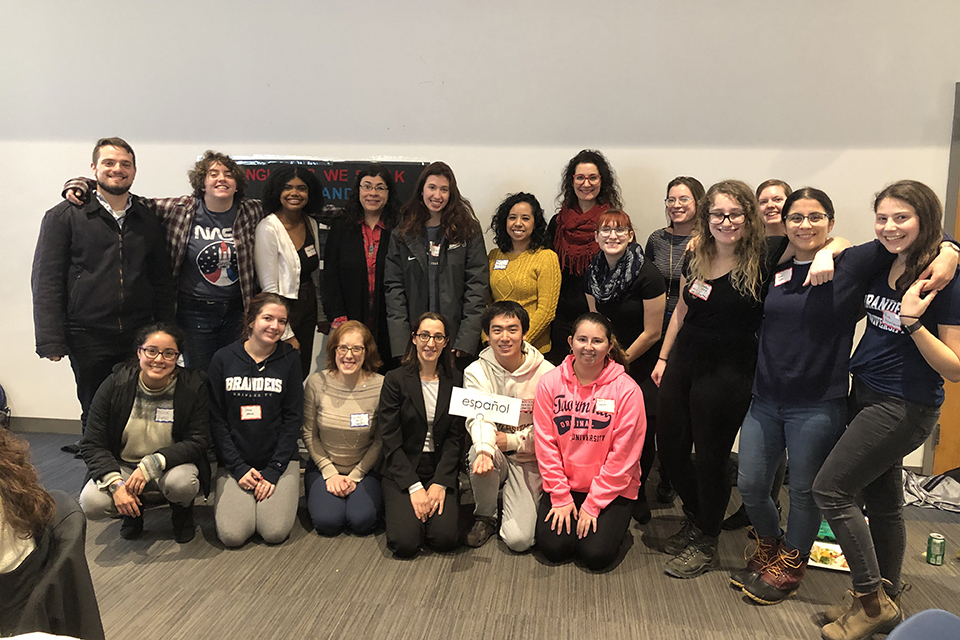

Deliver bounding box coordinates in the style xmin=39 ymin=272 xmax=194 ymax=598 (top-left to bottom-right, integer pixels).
xmin=927 ymin=533 xmax=945 ymax=566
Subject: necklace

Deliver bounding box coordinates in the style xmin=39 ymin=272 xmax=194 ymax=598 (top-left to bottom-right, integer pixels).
xmin=667 ymin=230 xmax=685 ymax=301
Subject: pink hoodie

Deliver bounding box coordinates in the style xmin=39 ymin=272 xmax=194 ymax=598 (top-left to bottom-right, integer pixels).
xmin=534 ymin=355 xmax=646 ymax=518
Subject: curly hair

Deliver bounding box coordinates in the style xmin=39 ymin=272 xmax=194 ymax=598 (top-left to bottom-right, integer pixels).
xmin=874 ymin=180 xmax=944 ymax=293
xmin=325 ymin=320 xmax=382 ymax=374
xmin=687 ymin=180 xmax=768 ymax=302
xmin=261 ymin=164 xmax=325 ymax=215
xmin=398 ymin=162 xmax=480 ymax=244
xmin=490 ymin=192 xmax=548 ymax=253
xmin=557 ymin=149 xmax=623 ymax=212
xmin=0 ymin=429 xmax=55 ymax=540
xmin=188 ymin=150 xmax=246 ymax=199
xmin=241 ymin=292 xmax=290 ymax=340
xmin=570 ymin=312 xmax=628 ymax=367
xmin=343 ymin=164 xmax=401 ymax=229
xmin=401 ymin=312 xmax=455 ymax=375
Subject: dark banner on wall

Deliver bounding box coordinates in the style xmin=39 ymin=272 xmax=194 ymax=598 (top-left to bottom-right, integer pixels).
xmin=235 ymin=158 xmax=428 ymax=208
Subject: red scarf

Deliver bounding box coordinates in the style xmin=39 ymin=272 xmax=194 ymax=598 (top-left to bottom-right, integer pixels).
xmin=553 ymin=203 xmax=607 ymax=276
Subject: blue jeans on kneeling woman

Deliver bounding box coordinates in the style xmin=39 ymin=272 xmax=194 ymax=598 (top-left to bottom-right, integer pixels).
xmin=304 ymin=460 xmax=383 ymax=536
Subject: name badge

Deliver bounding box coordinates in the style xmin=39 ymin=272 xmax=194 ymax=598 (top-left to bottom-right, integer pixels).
xmin=350 ymin=413 xmax=370 ymax=428
xmin=304 ymin=244 xmax=317 ymax=257
xmin=448 ymin=243 xmax=463 ymax=250
xmin=494 ymin=259 xmax=509 ymax=270
xmin=155 ymin=407 xmax=174 ymax=423
xmin=689 ymin=279 xmax=712 ymax=300
xmin=596 ymin=398 xmax=616 ymax=413
xmin=240 ymin=405 xmax=262 ymax=421
xmin=882 ymin=310 xmax=902 ymax=332
xmin=429 ymin=242 xmax=441 ymax=257
xmin=520 ymin=399 xmax=534 ymax=413
xmin=774 ymin=268 xmax=792 ymax=287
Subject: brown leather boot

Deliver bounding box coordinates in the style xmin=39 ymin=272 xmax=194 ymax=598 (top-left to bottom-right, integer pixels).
xmin=821 ymin=579 xmax=908 ymax=624
xmin=729 ymin=528 xmax=780 ymax=588
xmin=821 ymin=587 xmax=901 ymax=640
xmin=742 ymin=544 xmax=806 ymax=605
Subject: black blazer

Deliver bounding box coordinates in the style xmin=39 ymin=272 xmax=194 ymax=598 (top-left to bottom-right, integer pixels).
xmin=322 ymin=217 xmax=392 ymax=360
xmin=378 ymin=361 xmax=464 ymax=491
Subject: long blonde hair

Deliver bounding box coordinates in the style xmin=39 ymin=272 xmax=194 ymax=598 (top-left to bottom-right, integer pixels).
xmin=687 ymin=180 xmax=767 ymax=301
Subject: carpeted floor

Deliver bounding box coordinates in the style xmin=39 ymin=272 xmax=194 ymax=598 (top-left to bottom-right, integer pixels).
xmin=19 ymin=431 xmax=960 ymax=640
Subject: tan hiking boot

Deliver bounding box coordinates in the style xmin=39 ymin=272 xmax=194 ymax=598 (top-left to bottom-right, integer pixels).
xmin=820 ymin=588 xmax=901 ymax=640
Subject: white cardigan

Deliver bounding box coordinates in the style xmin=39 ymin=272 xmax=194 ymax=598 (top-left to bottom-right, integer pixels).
xmin=254 ymin=213 xmax=325 ymax=340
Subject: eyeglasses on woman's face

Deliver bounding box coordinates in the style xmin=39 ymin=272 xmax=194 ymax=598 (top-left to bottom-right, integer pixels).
xmin=335 ymin=345 xmax=366 ymax=355
xmin=707 ymin=210 xmax=746 ymax=225
xmin=414 ymin=332 xmax=447 ymax=344
xmin=784 ymin=212 xmax=829 ymax=225
xmin=359 ymin=182 xmax=388 ymax=193
xmin=573 ymin=174 xmax=601 ymax=185
xmin=139 ymin=346 xmax=180 ymax=361
xmin=597 ymin=226 xmax=631 ymax=237
xmin=665 ymin=196 xmax=692 ymax=206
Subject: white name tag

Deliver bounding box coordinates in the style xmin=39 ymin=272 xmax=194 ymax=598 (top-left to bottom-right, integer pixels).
xmin=448 ymin=243 xmax=463 ymax=250
xmin=304 ymin=244 xmax=317 ymax=257
xmin=774 ymin=268 xmax=792 ymax=287
xmin=689 ymin=279 xmax=712 ymax=300
xmin=596 ymin=398 xmax=616 ymax=413
xmin=430 ymin=242 xmax=441 ymax=257
xmin=882 ymin=310 xmax=902 ymax=331
xmin=155 ymin=407 xmax=174 ymax=423
xmin=493 ymin=259 xmax=509 ymax=270
xmin=350 ymin=413 xmax=370 ymax=428
xmin=449 ymin=387 xmax=522 ymax=427
xmin=520 ymin=399 xmax=534 ymax=413
xmin=240 ymin=405 xmax=262 ymax=421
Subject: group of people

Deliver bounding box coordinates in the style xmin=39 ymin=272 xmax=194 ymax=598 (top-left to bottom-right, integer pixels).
xmin=27 ymin=138 xmax=960 ymax=640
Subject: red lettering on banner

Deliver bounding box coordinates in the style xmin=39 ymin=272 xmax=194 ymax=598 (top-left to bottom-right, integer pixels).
xmin=323 ymin=169 xmax=338 ymax=182
xmin=395 ymin=170 xmax=405 ymax=183
xmin=246 ymin=168 xmax=270 ymax=182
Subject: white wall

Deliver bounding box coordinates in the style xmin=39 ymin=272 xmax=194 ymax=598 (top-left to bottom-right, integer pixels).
xmin=2 ymin=1 xmax=960 ymax=443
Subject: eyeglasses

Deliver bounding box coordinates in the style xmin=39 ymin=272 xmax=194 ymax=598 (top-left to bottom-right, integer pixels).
xmin=573 ymin=174 xmax=601 ymax=185
xmin=139 ymin=346 xmax=179 ymax=361
xmin=665 ymin=196 xmax=693 ymax=206
xmin=335 ymin=345 xmax=366 ymax=355
xmin=708 ymin=211 xmax=746 ymax=224
xmin=785 ymin=212 xmax=830 ymax=225
xmin=359 ymin=183 xmax=388 ymax=193
xmin=598 ymin=226 xmax=631 ymax=237
xmin=415 ymin=333 xmax=448 ymax=344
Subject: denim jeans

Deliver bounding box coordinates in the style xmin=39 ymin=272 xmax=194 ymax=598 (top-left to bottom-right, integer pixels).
xmin=738 ymin=395 xmax=846 ymax=554
xmin=177 ymin=293 xmax=244 ymax=371
xmin=813 ymin=379 xmax=940 ymax=594
xmin=304 ymin=461 xmax=383 ymax=536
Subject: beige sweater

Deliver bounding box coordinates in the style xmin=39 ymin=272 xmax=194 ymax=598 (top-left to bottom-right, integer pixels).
xmin=302 ymin=370 xmax=384 ymax=482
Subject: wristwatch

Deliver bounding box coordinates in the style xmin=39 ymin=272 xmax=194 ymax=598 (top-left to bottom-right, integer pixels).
xmin=902 ymin=318 xmax=923 ymax=335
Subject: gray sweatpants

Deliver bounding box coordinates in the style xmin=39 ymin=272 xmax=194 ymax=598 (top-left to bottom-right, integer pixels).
xmin=79 ymin=463 xmax=200 ymax=519
xmin=468 ymin=445 xmax=542 ymax=552
xmin=214 ymin=461 xmax=300 ymax=547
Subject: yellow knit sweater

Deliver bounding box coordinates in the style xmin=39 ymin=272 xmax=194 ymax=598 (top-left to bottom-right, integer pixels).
xmin=487 ymin=248 xmax=561 ymax=354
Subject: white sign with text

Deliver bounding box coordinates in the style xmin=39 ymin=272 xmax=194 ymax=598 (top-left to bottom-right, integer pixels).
xmin=449 ymin=387 xmax=522 ymax=427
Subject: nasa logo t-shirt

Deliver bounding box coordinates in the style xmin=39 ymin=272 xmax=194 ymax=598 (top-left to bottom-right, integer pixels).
xmin=179 ymin=200 xmax=241 ymax=299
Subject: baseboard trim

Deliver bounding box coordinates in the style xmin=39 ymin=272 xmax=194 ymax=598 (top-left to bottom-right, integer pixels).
xmin=10 ymin=417 xmax=81 ymax=435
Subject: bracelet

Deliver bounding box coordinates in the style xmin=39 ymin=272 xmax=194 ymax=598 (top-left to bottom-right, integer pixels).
xmin=902 ymin=318 xmax=923 ymax=336
xmin=899 ymin=315 xmax=920 ymax=320
xmin=658 ymin=356 xmax=668 ymax=362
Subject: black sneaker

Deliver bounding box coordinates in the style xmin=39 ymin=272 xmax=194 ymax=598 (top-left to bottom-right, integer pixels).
xmin=661 ymin=518 xmax=696 ymax=555
xmin=171 ymin=504 xmax=195 ymax=544
xmin=664 ymin=531 xmax=719 ymax=579
xmin=656 ymin=478 xmax=677 ymax=504
xmin=465 ymin=516 xmax=497 ymax=548
xmin=120 ymin=515 xmax=144 ymax=540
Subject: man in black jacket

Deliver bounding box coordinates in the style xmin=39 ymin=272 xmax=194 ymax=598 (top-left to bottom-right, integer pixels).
xmin=31 ymin=137 xmax=175 ymax=452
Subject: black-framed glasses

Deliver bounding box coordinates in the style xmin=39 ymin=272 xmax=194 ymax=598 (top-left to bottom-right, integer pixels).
xmin=335 ymin=345 xmax=366 ymax=355
xmin=139 ymin=346 xmax=179 ymax=361
xmin=708 ymin=211 xmax=745 ymax=224
xmin=785 ymin=212 xmax=830 ymax=225
xmin=415 ymin=332 xmax=447 ymax=344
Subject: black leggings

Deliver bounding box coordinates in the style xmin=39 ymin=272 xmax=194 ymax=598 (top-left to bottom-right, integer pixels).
xmin=536 ymin=492 xmax=634 ymax=571
xmin=657 ymin=328 xmax=757 ymax=537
